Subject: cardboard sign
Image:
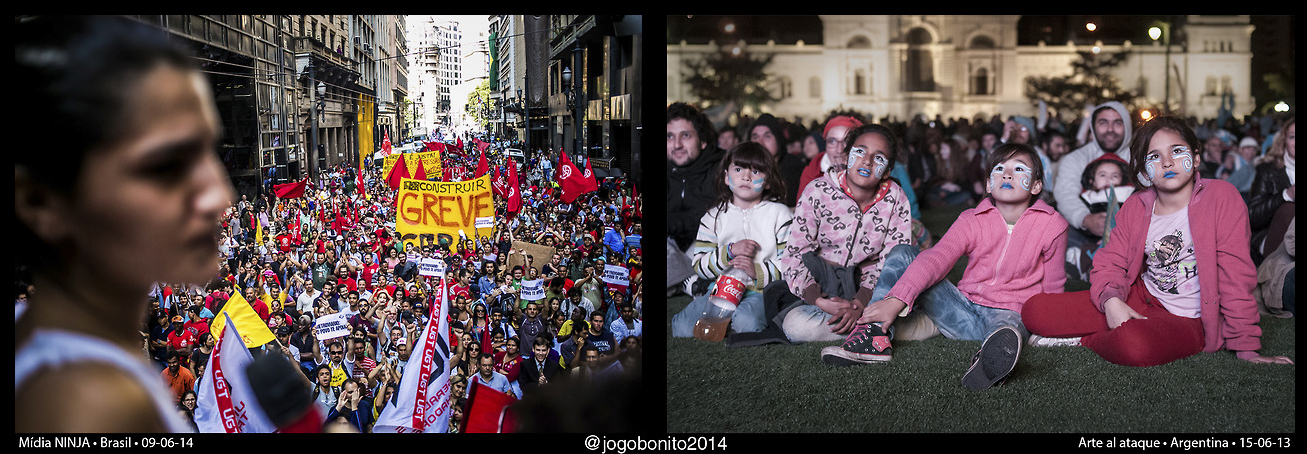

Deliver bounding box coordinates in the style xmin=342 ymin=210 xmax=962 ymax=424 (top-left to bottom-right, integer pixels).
xmin=395 ymin=176 xmax=495 ymax=251
xmin=507 ymin=241 xmax=557 ymax=275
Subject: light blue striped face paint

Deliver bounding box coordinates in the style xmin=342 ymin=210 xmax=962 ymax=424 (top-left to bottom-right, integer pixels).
xmin=752 ymin=177 xmax=765 ymax=192
xmin=1012 ymin=163 xmax=1033 ymax=191
xmin=873 ymin=154 xmax=888 ymax=179
xmin=848 ymin=146 xmax=866 ymax=172
xmin=990 ymin=163 xmax=1032 ymax=191
xmin=1173 ymin=146 xmax=1193 ymax=172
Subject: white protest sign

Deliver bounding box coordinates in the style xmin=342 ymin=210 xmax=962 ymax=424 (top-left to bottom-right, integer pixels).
xmin=314 ymin=312 xmax=351 ymax=340
xmin=419 ymin=257 xmax=447 ymax=277
xmin=602 ymin=264 xmax=629 ymax=288
xmin=520 ymin=279 xmax=545 ymax=301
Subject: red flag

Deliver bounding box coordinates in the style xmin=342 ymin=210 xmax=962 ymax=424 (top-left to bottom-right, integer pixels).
xmin=413 ymin=157 xmax=428 ymax=181
xmin=506 ymin=161 xmax=522 ymax=216
xmin=491 ymin=166 xmax=507 ymax=198
xmin=462 ymin=381 xmax=517 ymax=433
xmin=476 ymin=150 xmax=488 ymax=178
xmin=382 ymin=132 xmax=393 ymax=156
xmin=273 ymin=179 xmax=307 ymax=199
xmin=356 ymin=166 xmax=367 ymax=196
xmin=424 ymin=141 xmax=445 ymax=153
xmin=557 ymin=150 xmax=597 ymax=204
xmin=387 ymin=154 xmax=410 ymax=190
xmin=632 ymin=184 xmax=641 ymax=217
xmin=456 ymin=137 xmax=464 ymax=152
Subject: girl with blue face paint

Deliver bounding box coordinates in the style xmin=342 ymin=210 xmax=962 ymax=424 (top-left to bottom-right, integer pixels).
xmin=671 ymin=142 xmax=793 ymax=340
xmin=1023 ymin=115 xmax=1293 ymax=367
xmin=985 ymin=144 xmax=1046 ymax=225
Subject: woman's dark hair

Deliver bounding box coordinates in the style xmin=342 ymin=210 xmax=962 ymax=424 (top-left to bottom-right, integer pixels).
xmin=712 ymin=142 xmax=786 ymax=209
xmin=842 ymin=123 xmax=902 ymax=186
xmin=15 ymin=15 xmax=200 ymax=274
xmin=1127 ymin=116 xmax=1202 ymax=190
xmin=985 ymin=143 xmax=1046 ymax=207
xmin=17 ymin=15 xmax=197 ymax=192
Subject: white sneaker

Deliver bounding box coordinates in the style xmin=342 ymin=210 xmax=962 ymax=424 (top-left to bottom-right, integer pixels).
xmin=1028 ymin=334 xmax=1081 ymax=347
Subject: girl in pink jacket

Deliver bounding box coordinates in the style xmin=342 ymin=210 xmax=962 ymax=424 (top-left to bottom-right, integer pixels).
xmin=1022 ymin=116 xmax=1293 ymax=367
xmin=822 ymin=143 xmax=1068 ymax=390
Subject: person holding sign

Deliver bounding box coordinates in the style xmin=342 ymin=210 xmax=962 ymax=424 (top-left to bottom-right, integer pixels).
xmin=16 ymin=16 xmax=234 ymax=432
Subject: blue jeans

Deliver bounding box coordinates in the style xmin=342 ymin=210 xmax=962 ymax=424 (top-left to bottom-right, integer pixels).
xmin=876 ymin=244 xmax=1027 ymax=341
xmin=672 ymin=290 xmax=766 ymax=338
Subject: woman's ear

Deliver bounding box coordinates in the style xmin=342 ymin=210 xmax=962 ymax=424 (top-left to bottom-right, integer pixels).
xmin=15 ymin=167 xmax=74 ymax=246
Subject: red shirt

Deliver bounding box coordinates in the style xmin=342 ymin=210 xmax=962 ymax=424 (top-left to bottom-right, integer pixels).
xmin=493 ymin=351 xmax=522 ymax=382
xmin=361 ymin=263 xmax=381 ymax=291
xmin=167 ymin=328 xmax=194 ymax=367
xmin=249 ymin=299 xmax=270 ymax=322
xmin=337 ymin=276 xmax=359 ymax=293
xmin=182 ymin=320 xmax=210 ymax=340
xmin=276 ymin=234 xmax=294 ymax=252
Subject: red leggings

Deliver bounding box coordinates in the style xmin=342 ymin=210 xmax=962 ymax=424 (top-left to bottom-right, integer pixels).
xmin=1023 ymin=279 xmax=1204 ymax=367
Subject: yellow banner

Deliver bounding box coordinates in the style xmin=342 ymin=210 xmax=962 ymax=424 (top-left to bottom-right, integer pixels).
xmin=210 ymin=291 xmax=276 ymax=348
xmin=383 ymin=150 xmax=443 ymax=181
xmin=395 ymin=175 xmax=495 ymax=251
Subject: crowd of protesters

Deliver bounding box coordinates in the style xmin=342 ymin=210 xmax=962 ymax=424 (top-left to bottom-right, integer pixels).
xmin=109 ymin=136 xmax=644 ymax=432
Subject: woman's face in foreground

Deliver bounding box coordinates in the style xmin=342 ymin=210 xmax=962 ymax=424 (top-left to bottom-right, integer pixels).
xmin=67 ymin=64 xmax=233 ymax=288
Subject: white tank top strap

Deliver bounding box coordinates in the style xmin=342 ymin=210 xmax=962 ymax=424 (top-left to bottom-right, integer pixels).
xmin=15 ymin=329 xmax=192 ymax=433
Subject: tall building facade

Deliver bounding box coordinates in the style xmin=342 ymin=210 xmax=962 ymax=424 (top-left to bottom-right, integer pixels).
xmin=408 ymin=16 xmax=466 ymax=139
xmin=548 ymin=15 xmax=642 ymax=183
xmin=125 ymin=15 xmax=407 ymax=198
xmin=668 ymin=15 xmax=1258 ymax=128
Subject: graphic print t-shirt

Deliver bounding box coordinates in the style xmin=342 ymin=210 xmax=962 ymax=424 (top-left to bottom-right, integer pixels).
xmin=1143 ymin=206 xmax=1201 ymax=318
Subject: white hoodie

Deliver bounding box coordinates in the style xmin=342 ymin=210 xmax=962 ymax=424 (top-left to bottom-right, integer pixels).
xmin=1054 ymin=101 xmax=1141 ymax=230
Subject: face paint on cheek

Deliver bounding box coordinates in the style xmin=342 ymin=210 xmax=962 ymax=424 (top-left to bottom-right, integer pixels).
xmin=1014 ymin=166 xmax=1033 ymax=191
xmin=1145 ymin=157 xmax=1160 ymax=180
xmin=847 ymin=147 xmax=866 ymax=173
xmin=1173 ymin=147 xmax=1193 ymax=172
xmin=990 ymin=165 xmax=1007 ymax=190
xmin=872 ymin=155 xmax=888 ymax=179
xmin=752 ymin=177 xmax=765 ymax=192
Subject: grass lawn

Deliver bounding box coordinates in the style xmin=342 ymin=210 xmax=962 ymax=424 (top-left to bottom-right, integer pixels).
xmin=665 ymin=202 xmax=1296 ymax=435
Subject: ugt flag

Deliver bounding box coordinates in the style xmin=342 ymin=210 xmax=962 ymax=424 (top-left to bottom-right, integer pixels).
xmin=194 ymin=313 xmax=277 ymax=433
xmin=374 ymin=274 xmax=454 ymax=433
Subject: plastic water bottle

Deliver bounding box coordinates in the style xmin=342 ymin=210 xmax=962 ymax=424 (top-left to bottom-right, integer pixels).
xmin=692 ymin=267 xmax=753 ymax=342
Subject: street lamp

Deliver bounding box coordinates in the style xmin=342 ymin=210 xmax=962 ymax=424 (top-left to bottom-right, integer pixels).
xmin=562 ymin=50 xmax=583 ymax=167
xmin=1150 ymin=19 xmax=1172 ymax=114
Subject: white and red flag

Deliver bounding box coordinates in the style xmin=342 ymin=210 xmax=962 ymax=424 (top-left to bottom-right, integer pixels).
xmin=374 ymin=273 xmax=454 ymax=433
xmin=194 ymin=313 xmax=277 ymax=433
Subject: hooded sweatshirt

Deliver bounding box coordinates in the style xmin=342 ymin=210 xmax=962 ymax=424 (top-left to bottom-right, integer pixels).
xmin=1053 ymin=101 xmax=1137 ymax=230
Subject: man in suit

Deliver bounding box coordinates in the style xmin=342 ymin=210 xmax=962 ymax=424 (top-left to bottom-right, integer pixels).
xmin=519 ymin=336 xmax=561 ymax=395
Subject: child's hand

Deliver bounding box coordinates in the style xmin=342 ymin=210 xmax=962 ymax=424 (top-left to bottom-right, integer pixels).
xmin=818 ymin=297 xmax=863 ymax=335
xmin=727 ymin=256 xmax=757 ymax=280
xmin=1103 ymin=297 xmax=1146 ymax=330
xmin=857 ymin=297 xmax=907 ymax=328
xmin=730 ymin=240 xmax=760 ymax=259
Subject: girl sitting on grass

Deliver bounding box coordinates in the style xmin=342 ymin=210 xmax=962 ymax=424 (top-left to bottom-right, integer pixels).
xmin=671 ymin=142 xmax=793 ymax=338
xmin=821 ymin=143 xmax=1069 ymax=391
xmin=1022 ymin=116 xmax=1293 ymax=367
